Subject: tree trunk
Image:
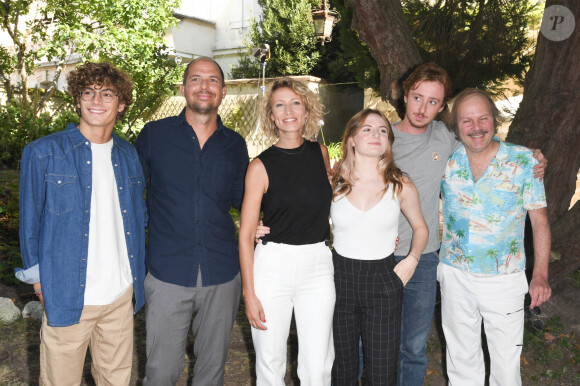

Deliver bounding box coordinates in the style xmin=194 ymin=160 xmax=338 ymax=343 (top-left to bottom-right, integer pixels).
xmin=506 ymin=0 xmax=580 ymax=269
xmin=346 ymin=0 xmax=580 ymax=279
xmin=344 ymin=0 xmax=422 ymax=117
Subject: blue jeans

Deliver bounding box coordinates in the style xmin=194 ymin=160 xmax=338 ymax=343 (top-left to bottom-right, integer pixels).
xmin=395 ymin=251 xmax=439 ymax=386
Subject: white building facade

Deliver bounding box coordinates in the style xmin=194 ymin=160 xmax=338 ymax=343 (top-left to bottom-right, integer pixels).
xmin=0 ymin=0 xmax=263 ymax=93
xmin=166 ymin=0 xmax=262 ymax=77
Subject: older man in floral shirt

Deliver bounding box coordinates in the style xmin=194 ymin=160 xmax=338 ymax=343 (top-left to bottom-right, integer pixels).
xmin=438 ymin=88 xmax=551 ymax=386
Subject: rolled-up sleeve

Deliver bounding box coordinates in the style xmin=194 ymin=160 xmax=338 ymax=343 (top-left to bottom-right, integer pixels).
xmin=16 ymin=144 xmax=47 ymax=283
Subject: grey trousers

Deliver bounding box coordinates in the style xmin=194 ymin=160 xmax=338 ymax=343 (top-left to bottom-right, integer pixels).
xmin=142 ymin=271 xmax=241 ymax=386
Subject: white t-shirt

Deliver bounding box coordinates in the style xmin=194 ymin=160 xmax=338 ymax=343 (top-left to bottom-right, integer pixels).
xmin=84 ymin=139 xmax=132 ymax=305
xmin=331 ymin=184 xmax=400 ymax=260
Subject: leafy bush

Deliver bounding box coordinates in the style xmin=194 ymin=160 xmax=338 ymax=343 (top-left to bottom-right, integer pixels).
xmin=0 ymin=170 xmax=20 ymax=284
xmin=0 ymin=102 xmax=79 ymax=169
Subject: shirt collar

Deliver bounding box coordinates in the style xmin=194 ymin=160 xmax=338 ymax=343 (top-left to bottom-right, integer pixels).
xmin=456 ymin=136 xmax=505 ymax=166
xmin=64 ymin=122 xmax=129 ymax=155
xmin=173 ymin=108 xmax=230 ymax=136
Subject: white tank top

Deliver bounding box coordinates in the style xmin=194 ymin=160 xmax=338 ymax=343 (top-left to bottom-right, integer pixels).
xmin=331 ymin=184 xmax=400 ymax=260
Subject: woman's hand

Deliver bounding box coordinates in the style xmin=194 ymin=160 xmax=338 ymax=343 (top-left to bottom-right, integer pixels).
xmin=244 ymin=292 xmax=267 ymax=330
xmin=393 ymin=255 xmax=419 ymax=286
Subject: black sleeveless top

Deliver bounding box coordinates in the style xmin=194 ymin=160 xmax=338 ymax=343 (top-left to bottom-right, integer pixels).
xmin=257 ymin=140 xmax=332 ymax=245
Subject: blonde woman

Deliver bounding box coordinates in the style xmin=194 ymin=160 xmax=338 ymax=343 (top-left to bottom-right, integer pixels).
xmin=239 ymin=78 xmax=334 ymax=385
xmin=331 ymin=109 xmax=428 ymax=385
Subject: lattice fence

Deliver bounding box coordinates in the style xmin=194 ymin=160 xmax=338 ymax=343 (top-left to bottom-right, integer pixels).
xmin=148 ymin=94 xmax=270 ymax=156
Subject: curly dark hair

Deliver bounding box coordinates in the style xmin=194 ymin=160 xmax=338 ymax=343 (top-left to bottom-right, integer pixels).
xmin=67 ymin=62 xmax=133 ymax=121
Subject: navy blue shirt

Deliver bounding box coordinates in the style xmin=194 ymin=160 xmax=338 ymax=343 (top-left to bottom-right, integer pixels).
xmin=135 ymin=109 xmax=248 ymax=287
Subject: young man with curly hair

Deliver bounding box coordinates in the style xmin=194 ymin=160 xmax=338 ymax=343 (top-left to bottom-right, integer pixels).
xmin=17 ymin=62 xmax=146 ymax=385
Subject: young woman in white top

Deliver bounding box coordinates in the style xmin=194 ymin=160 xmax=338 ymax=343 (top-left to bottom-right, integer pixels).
xmin=330 ymin=109 xmax=428 ymax=385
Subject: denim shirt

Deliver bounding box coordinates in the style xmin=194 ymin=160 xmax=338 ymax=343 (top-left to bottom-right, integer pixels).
xmin=16 ymin=123 xmax=147 ymax=327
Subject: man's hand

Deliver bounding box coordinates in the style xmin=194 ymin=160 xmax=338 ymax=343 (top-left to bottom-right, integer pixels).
xmin=529 ymin=276 xmax=551 ymax=308
xmin=255 ymin=221 xmax=270 ymax=244
xmin=532 ymin=149 xmax=548 ymax=181
xmin=33 ymin=282 xmax=44 ymax=308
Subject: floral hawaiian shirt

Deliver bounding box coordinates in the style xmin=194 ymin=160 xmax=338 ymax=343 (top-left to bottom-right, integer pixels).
xmin=439 ymin=138 xmax=546 ymax=275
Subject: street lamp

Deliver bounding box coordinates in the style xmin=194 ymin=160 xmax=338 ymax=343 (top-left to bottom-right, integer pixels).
xmin=311 ymin=0 xmax=340 ymax=45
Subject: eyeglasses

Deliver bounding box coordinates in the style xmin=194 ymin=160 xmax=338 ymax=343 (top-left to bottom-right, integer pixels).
xmin=79 ymin=88 xmax=118 ymax=103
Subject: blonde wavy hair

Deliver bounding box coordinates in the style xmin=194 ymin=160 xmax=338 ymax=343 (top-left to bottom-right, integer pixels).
xmin=331 ymin=109 xmax=404 ymax=199
xmin=260 ymin=77 xmax=324 ymax=141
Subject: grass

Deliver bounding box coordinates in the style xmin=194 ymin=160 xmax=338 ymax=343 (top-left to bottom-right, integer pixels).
xmin=522 ymin=316 xmax=580 ymax=383
xmin=570 ymin=269 xmax=580 ymax=288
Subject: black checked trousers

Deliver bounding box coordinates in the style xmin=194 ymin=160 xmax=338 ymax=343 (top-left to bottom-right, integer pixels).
xmin=332 ymin=249 xmax=404 ymax=386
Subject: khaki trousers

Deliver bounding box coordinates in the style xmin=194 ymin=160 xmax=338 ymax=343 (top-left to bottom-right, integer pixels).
xmin=39 ymin=285 xmax=134 ymax=386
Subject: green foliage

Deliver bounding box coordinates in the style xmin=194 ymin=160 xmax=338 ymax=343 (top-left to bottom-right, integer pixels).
xmin=0 ymin=0 xmax=182 ymax=143
xmin=401 ymin=0 xmax=541 ymax=96
xmin=222 ymin=105 xmax=246 ymax=135
xmin=0 ymin=100 xmax=79 ymax=168
xmin=230 ymin=207 xmax=240 ymax=239
xmin=233 ymin=0 xmax=540 ymax=97
xmin=311 ymin=0 xmax=380 ymax=90
xmin=0 ymin=170 xmax=20 ymax=284
xmin=570 ymin=269 xmax=580 ymax=288
xmin=231 ymin=0 xmax=321 ymax=78
xmin=326 ymin=142 xmax=343 ymax=163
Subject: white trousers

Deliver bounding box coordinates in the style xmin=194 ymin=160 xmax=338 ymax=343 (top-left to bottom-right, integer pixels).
xmin=437 ymin=263 xmax=528 ymax=386
xmin=252 ymin=241 xmax=335 ymax=386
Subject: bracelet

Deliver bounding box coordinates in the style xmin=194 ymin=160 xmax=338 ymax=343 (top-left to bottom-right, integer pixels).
xmin=407 ymin=253 xmax=419 ymax=262
xmin=34 ymin=287 xmax=42 ymax=295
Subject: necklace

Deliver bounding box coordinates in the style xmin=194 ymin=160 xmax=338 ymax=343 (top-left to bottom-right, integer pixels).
xmin=273 ymin=140 xmax=306 ymax=155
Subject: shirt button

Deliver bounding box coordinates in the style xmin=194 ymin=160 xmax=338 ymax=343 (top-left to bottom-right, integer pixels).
xmin=87 ymin=185 xmax=91 ymax=189
xmin=85 ymin=210 xmax=88 ymax=214
xmin=84 ymin=233 xmax=88 ymax=237
xmin=87 ymin=161 xmax=91 ymax=164
xmin=119 ymin=186 xmax=123 ymax=190
xmin=197 ymin=241 xmax=201 ymax=245
xmin=197 ymin=220 xmax=200 ymax=224
xmin=130 ymin=255 xmax=134 ymax=258
xmin=85 ymin=141 xmax=89 ymax=145
xmin=123 ymin=210 xmax=127 ymax=213
xmin=114 ymin=163 xmax=118 ymax=167
xmin=80 ymin=283 xmax=84 ymax=287
xmin=126 ymin=232 xmax=130 ymax=235
xmin=57 ymin=180 xmax=62 ymax=184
